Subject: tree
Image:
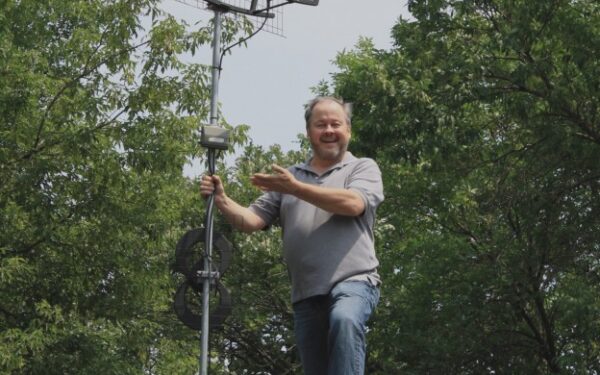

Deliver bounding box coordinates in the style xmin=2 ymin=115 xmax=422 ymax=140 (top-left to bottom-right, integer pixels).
xmin=0 ymin=0 xmax=248 ymax=373
xmin=330 ymin=0 xmax=600 ymax=373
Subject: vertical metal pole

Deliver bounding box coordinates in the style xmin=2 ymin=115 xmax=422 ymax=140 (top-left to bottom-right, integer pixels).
xmin=209 ymin=10 xmax=222 ymax=127
xmin=200 ymin=8 xmax=222 ymax=375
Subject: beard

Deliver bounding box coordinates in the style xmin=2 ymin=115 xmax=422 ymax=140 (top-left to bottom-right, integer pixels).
xmin=310 ymin=139 xmax=348 ymax=163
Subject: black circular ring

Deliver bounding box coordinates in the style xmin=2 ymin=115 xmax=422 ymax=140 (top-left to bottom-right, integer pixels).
xmin=173 ymin=279 xmax=232 ymax=331
xmin=174 ymin=228 xmax=233 ymax=280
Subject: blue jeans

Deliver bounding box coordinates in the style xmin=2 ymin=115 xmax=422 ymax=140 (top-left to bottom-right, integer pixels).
xmin=292 ymin=280 xmax=380 ymax=375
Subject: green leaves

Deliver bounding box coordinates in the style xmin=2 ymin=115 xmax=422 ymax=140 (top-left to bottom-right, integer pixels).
xmin=331 ymin=0 xmax=600 ymax=373
xmin=0 ymin=0 xmax=254 ymax=373
xmin=3 ymin=0 xmax=599 ymax=372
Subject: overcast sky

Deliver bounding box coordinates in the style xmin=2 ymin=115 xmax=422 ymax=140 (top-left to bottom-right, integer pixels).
xmin=163 ymin=0 xmax=411 ymax=173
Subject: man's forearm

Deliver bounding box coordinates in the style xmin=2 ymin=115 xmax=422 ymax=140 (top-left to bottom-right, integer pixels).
xmin=292 ymin=182 xmax=365 ymax=217
xmin=214 ymin=195 xmax=266 ymax=233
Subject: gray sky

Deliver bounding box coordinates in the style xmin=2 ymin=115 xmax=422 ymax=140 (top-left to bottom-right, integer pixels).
xmin=164 ymin=1 xmax=410 ymax=173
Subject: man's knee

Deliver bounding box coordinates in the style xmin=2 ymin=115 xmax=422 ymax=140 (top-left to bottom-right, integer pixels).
xmin=330 ymin=306 xmax=364 ymax=334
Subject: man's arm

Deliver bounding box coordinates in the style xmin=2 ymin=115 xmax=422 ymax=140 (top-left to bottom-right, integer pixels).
xmin=293 ymin=183 xmax=365 ymax=217
xmin=200 ymin=175 xmax=266 ymax=233
xmin=250 ymin=165 xmax=365 ymax=217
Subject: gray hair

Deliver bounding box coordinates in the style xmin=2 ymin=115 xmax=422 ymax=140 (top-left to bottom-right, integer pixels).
xmin=304 ymin=96 xmax=352 ymax=129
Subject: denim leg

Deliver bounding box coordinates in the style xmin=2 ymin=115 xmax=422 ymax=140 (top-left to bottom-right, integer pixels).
xmin=293 ymin=295 xmax=329 ymax=375
xmin=327 ymin=281 xmax=380 ymax=375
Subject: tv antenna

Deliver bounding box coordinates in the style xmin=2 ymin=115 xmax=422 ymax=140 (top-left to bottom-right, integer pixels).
xmin=171 ymin=1 xmax=319 ymax=374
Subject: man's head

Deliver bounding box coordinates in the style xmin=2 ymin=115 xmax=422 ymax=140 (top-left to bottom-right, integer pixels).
xmin=304 ymin=96 xmax=351 ymax=129
xmin=304 ymin=96 xmax=352 ymax=165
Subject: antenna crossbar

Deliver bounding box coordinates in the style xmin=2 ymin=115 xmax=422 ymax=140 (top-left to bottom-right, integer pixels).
xmin=206 ymin=0 xmax=274 ymax=17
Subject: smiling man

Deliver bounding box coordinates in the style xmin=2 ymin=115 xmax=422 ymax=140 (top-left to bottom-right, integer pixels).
xmin=200 ymin=96 xmax=384 ymax=374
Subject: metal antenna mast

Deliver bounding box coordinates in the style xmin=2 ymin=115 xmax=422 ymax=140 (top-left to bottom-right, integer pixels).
xmin=172 ymin=1 xmax=319 ymax=374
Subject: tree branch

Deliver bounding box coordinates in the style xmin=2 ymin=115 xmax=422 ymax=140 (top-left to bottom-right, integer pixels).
xmin=29 ymin=38 xmax=149 ymax=154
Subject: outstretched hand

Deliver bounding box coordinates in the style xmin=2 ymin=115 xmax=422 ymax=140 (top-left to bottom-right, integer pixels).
xmin=250 ymin=164 xmax=300 ymax=194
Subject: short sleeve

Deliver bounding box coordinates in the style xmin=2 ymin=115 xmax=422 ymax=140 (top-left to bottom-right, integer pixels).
xmin=248 ymin=191 xmax=282 ymax=227
xmin=346 ymin=158 xmax=384 ymax=221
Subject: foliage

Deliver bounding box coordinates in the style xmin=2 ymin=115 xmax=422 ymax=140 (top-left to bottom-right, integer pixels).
xmin=4 ymin=0 xmax=599 ymax=374
xmin=331 ymin=0 xmax=600 ymax=373
xmin=0 ymin=0 xmax=248 ymax=373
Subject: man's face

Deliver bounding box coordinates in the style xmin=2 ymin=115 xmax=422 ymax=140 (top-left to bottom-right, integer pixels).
xmin=306 ymin=100 xmax=351 ymax=164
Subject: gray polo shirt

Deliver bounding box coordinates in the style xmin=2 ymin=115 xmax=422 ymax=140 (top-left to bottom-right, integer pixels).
xmin=249 ymin=152 xmax=384 ymax=303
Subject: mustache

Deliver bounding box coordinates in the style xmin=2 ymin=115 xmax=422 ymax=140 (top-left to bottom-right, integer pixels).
xmin=319 ymin=136 xmax=339 ymax=142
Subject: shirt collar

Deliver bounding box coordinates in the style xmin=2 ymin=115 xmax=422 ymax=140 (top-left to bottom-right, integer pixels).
xmin=295 ymin=151 xmax=357 ymax=175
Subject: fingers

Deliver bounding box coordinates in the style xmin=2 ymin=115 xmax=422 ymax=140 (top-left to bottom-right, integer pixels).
xmin=200 ymin=175 xmax=222 ymax=197
xmin=249 ymin=165 xmax=298 ymax=194
xmin=250 ymin=172 xmax=269 ymax=187
xmin=211 ymin=175 xmax=222 ymax=185
xmin=251 ymin=173 xmax=271 ymax=180
xmin=249 ymin=175 xmax=268 ymax=191
xmin=271 ymin=164 xmax=286 ymax=174
xmin=251 ymin=165 xmax=286 ymax=182
xmin=201 ymin=175 xmax=221 ymax=185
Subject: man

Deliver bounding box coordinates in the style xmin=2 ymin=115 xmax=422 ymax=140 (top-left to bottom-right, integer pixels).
xmin=200 ymin=96 xmax=384 ymax=374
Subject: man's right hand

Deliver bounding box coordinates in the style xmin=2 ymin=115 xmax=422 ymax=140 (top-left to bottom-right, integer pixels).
xmin=200 ymin=175 xmax=225 ymax=200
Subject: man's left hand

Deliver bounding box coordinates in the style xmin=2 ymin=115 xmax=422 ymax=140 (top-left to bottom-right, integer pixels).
xmin=250 ymin=164 xmax=300 ymax=194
